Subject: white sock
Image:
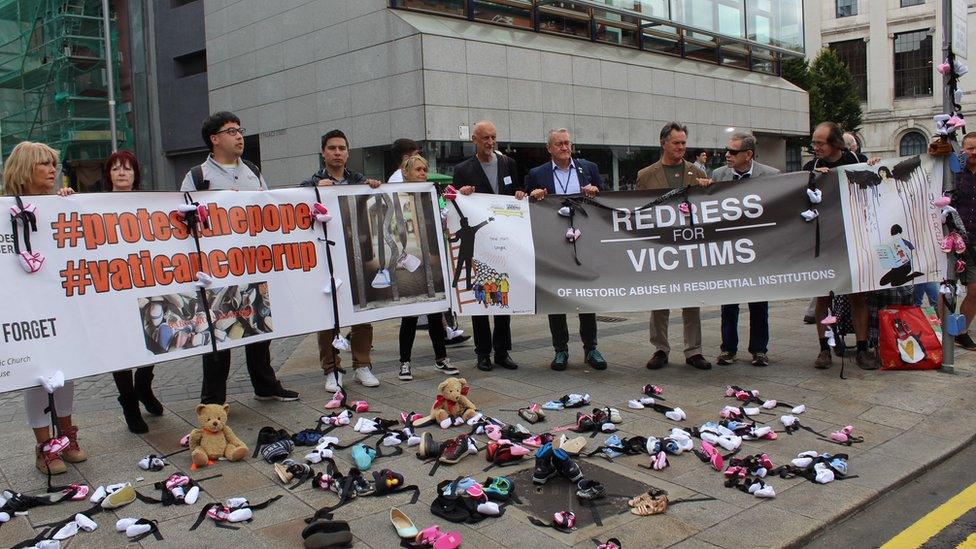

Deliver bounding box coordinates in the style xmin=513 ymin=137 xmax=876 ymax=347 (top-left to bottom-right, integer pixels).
xmin=466 ymin=413 xmax=484 ymax=425
xmin=125 ymin=523 xmax=152 ymax=538
xmin=439 ymin=418 xmax=453 ymax=429
xmin=792 ymin=404 xmax=806 ymax=414
xmin=53 ymin=521 xmax=79 ymax=540
xmin=227 ymin=508 xmax=253 ymax=522
xmin=407 ymin=435 xmax=421 ymax=446
xmin=116 ymin=518 xmax=138 ymax=532
xmin=74 ymin=513 xmax=97 ymax=532
xmin=185 ymin=486 xmax=200 ymax=505
xmin=89 ymin=486 xmax=106 ymax=503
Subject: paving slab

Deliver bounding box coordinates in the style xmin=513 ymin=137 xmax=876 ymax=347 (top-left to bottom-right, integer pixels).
xmin=0 ymin=299 xmax=974 ymax=548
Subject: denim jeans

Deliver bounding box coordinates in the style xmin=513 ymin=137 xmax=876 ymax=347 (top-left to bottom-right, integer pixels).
xmin=720 ymin=302 xmax=769 ymax=354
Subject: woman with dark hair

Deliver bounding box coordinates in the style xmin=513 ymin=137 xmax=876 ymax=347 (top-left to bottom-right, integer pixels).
xmin=104 ymin=151 xmax=163 ymax=433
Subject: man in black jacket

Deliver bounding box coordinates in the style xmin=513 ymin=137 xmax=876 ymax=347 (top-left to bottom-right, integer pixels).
xmin=454 ymin=120 xmax=524 ymax=372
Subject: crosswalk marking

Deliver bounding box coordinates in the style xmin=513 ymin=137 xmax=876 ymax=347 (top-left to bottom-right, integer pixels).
xmin=882 ymin=482 xmax=976 ymax=548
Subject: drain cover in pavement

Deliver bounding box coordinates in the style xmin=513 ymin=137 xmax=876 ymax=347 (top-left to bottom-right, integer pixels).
xmin=509 ymin=461 xmax=650 ymax=528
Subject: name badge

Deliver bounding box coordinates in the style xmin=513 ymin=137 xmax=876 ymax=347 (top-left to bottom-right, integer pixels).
xmin=503 ymin=176 xmax=513 ymax=187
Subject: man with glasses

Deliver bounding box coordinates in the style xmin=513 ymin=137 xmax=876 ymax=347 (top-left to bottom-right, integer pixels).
xmin=525 ymin=129 xmax=607 ymax=372
xmin=180 ymin=111 xmax=300 ymax=404
xmin=804 ymin=121 xmax=879 ymax=370
xmin=710 ymin=132 xmax=779 ymax=367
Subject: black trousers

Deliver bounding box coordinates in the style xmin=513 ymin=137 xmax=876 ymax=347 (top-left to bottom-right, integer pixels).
xmin=200 ymin=340 xmax=279 ymax=404
xmin=400 ymin=313 xmax=448 ymax=363
xmin=548 ymin=313 xmax=597 ymax=352
xmin=473 ymin=315 xmax=511 ymax=357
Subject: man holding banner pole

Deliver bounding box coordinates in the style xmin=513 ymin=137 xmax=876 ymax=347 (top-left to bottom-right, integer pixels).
xmin=804 ymin=121 xmax=879 ymax=370
xmin=456 ymin=120 xmax=524 ymax=372
xmin=710 ymin=132 xmax=779 ymax=367
xmin=302 ymin=130 xmax=384 ymax=391
xmin=637 ymin=121 xmax=713 ymax=371
xmin=526 ymin=128 xmax=609 ymax=371
xmin=180 ymin=111 xmax=299 ymax=404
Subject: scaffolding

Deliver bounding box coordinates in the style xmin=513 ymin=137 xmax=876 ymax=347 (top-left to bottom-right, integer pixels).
xmin=0 ymin=0 xmax=129 ymax=171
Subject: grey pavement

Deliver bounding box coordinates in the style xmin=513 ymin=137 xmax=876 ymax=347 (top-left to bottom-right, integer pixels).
xmin=0 ymin=299 xmax=974 ymax=548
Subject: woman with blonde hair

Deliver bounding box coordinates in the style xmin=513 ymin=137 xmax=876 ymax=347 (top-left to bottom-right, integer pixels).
xmin=3 ymin=141 xmax=87 ymax=474
xmin=394 ymin=154 xmax=460 ymax=380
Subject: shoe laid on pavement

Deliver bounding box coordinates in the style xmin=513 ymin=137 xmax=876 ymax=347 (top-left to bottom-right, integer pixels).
xmin=533 ymin=443 xmax=557 ymax=485
xmin=717 ymin=351 xmax=735 ymax=365
xmin=398 ymin=362 xmax=413 ymax=381
xmin=955 ymin=333 xmax=976 ymax=350
xmin=325 ymin=372 xmax=343 ymax=393
xmin=494 ymin=353 xmax=519 ymax=370
xmin=585 ymin=349 xmax=607 ymax=370
xmin=646 ymin=350 xmax=668 ymax=370
xmin=814 ymin=349 xmax=832 ymax=369
xmin=550 ymin=351 xmax=568 ymax=371
xmin=685 ymin=354 xmax=712 ymax=370
xmin=751 ymin=353 xmax=769 ymax=367
xmin=254 ymin=385 xmax=300 ymax=402
xmin=855 ymin=349 xmax=878 ymax=370
xmin=354 ymin=366 xmax=380 ymax=387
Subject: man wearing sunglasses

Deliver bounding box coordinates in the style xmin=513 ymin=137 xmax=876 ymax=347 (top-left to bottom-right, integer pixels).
xmin=710 ymin=132 xmax=779 ymax=368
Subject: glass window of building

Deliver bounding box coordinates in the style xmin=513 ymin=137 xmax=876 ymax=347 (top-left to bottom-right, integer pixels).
xmin=391 ymin=0 xmax=465 ymax=16
xmin=785 ymin=143 xmax=802 ymax=172
xmin=836 ymin=0 xmax=857 ymax=17
xmin=899 ymin=132 xmax=927 ymax=156
xmin=829 ymin=39 xmax=867 ymax=100
xmin=894 ymin=30 xmax=933 ymax=98
xmin=900 ymin=0 xmax=924 ymax=6
xmin=538 ymin=2 xmax=591 ymax=39
xmin=746 ymin=0 xmax=803 ymax=51
xmin=473 ymin=0 xmax=533 ymax=28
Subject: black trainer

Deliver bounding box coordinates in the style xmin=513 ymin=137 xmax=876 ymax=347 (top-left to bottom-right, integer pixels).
xmin=532 ymin=443 xmax=557 ymax=485
xmin=554 ymin=451 xmax=583 ymax=483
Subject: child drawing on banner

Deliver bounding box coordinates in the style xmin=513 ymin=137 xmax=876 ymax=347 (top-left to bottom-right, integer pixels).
xmin=470 ymin=262 xmax=510 ymax=309
xmin=449 ymin=214 xmax=494 ymax=290
xmin=878 ymin=224 xmax=924 ymax=287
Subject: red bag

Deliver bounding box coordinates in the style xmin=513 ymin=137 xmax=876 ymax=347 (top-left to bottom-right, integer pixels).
xmin=878 ymin=306 xmax=942 ymax=370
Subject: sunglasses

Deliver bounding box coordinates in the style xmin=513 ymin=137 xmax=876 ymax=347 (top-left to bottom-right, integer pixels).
xmin=725 ymin=148 xmax=753 ymax=155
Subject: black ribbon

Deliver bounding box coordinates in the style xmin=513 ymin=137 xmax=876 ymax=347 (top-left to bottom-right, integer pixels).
xmin=181 ymin=193 xmax=218 ymax=354
xmin=9 ymin=195 xmax=37 ymax=257
xmin=312 ymin=186 xmax=346 ymax=389
xmin=807 ymin=171 xmax=822 ymax=258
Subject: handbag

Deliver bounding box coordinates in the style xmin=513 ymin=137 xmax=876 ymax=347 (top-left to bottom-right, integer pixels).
xmin=878 ymin=306 xmax=942 ymax=370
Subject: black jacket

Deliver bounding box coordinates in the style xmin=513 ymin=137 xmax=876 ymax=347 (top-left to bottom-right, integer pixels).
xmin=452 ymin=152 xmax=521 ymax=196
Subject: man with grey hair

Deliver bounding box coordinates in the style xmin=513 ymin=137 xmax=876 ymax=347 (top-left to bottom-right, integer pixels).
xmin=843 ymin=132 xmax=868 ymax=162
xmin=711 ymin=131 xmax=779 ymax=367
xmin=454 ymin=120 xmax=524 ymax=372
xmin=638 ymin=121 xmax=713 ymax=371
xmin=525 ymin=128 xmax=607 ymax=371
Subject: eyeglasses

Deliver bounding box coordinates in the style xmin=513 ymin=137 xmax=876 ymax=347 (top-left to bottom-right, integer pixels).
xmin=215 ymin=127 xmax=246 ymax=137
xmin=725 ymin=148 xmax=753 ymax=155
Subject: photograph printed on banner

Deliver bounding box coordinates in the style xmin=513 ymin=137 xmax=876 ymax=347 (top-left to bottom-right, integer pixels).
xmin=139 ymin=282 xmax=273 ymax=355
xmin=840 ymin=156 xmax=945 ymax=293
xmin=338 ymin=191 xmax=447 ymax=311
xmin=445 ymin=194 xmax=535 ymax=315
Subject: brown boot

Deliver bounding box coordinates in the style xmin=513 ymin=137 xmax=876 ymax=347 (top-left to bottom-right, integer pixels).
xmin=36 ymin=445 xmax=67 ymax=475
xmin=61 ymin=425 xmax=87 ymax=463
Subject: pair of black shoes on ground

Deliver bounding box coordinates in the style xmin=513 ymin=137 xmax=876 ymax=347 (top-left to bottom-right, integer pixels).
xmin=645 ymin=350 xmax=711 ymax=370
xmin=533 ymin=442 xmax=583 ymax=485
xmin=476 ymin=353 xmax=518 ymax=372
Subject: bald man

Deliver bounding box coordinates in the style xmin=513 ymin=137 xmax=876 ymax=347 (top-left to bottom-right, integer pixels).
xmin=453 ymin=120 xmax=524 ymax=372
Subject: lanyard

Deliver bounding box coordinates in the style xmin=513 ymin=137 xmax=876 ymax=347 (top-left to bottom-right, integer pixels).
xmin=553 ymin=163 xmax=576 ymax=195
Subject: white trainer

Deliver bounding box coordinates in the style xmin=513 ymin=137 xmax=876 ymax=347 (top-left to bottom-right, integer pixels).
xmin=354 ymin=366 xmax=380 ymax=387
xmin=325 ymin=372 xmax=343 ymax=393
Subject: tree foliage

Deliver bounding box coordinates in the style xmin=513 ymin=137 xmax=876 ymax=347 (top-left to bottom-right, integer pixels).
xmin=783 ymin=49 xmax=863 ymax=134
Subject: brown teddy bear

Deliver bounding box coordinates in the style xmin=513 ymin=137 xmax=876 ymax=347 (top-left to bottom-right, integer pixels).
xmin=413 ymin=377 xmax=477 ymax=428
xmin=189 ymin=403 xmax=248 ymax=468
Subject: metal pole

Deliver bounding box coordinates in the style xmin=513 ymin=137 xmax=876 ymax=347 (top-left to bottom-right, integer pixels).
xmin=101 ymin=0 xmax=118 ymax=152
xmin=940 ymin=0 xmax=955 ymax=373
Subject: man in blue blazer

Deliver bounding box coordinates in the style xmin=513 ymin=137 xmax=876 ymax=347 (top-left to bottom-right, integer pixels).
xmin=525 ymin=128 xmax=608 ymax=371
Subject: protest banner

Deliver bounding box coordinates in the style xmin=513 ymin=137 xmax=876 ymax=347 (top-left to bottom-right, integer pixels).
xmin=0 ymin=183 xmax=450 ymax=393
xmin=445 ymin=157 xmax=944 ymax=314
